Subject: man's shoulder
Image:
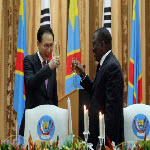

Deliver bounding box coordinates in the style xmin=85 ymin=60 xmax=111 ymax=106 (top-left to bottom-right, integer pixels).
xmin=24 ymin=53 xmax=38 ymax=66
xmin=105 ymin=55 xmax=122 ymax=73
xmin=24 ymin=53 xmax=37 ymax=60
xmin=108 ymin=54 xmax=121 ymax=66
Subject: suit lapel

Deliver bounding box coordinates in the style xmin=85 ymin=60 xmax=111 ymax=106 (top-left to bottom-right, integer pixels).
xmin=92 ymin=52 xmax=113 ymax=93
xmin=33 ymin=53 xmax=42 ymax=72
xmin=33 ymin=53 xmax=47 ymax=93
xmin=93 ymin=63 xmax=100 ymax=83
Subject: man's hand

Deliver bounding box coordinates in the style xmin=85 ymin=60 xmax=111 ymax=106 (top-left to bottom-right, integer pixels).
xmin=71 ymin=60 xmax=84 ymax=75
xmin=48 ymin=57 xmax=60 ymax=70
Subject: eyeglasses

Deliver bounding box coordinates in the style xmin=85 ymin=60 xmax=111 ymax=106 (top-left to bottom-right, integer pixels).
xmin=41 ymin=43 xmax=53 ymax=49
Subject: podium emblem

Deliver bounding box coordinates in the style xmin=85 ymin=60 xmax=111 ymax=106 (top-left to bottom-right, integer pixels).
xmin=37 ymin=115 xmax=55 ymax=141
xmin=132 ymin=114 xmax=150 ymax=139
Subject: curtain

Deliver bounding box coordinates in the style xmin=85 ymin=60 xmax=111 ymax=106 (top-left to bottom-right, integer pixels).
xmin=0 ymin=0 xmax=5 ymax=139
xmin=0 ymin=0 xmax=20 ymax=139
xmin=121 ymin=0 xmax=129 ymax=107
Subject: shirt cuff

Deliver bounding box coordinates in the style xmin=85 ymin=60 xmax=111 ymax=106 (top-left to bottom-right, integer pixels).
xmin=80 ymin=74 xmax=87 ymax=82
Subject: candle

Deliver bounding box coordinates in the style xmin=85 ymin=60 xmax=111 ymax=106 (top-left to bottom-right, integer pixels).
xmin=67 ymin=97 xmax=72 ymax=134
xmin=84 ymin=105 xmax=88 ymax=132
xmin=99 ymin=112 xmax=104 ymax=138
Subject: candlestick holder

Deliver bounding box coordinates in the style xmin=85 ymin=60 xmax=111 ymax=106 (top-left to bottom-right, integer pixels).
xmin=98 ymin=136 xmax=104 ymax=150
xmin=83 ymin=131 xmax=94 ymax=149
xmin=83 ymin=131 xmax=89 ymax=143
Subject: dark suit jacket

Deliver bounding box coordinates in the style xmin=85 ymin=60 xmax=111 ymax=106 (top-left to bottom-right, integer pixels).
xmin=24 ymin=53 xmax=58 ymax=109
xmin=81 ymin=52 xmax=124 ymax=148
xmin=19 ymin=52 xmax=58 ymax=136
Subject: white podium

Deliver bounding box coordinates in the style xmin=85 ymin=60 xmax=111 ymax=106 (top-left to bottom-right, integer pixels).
xmin=24 ymin=105 xmax=69 ymax=147
xmin=124 ymin=104 xmax=150 ymax=141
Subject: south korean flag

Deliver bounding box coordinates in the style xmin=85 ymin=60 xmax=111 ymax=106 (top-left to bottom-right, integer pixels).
xmin=40 ymin=0 xmax=51 ymax=27
xmin=102 ymin=0 xmax=111 ymax=34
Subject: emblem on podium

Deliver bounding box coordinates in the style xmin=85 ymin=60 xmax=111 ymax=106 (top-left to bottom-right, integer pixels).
xmin=132 ymin=114 xmax=150 ymax=139
xmin=37 ymin=115 xmax=55 ymax=141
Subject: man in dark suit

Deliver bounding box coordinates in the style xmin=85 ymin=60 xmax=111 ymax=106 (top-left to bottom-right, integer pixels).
xmin=73 ymin=27 xmax=124 ymax=149
xmin=19 ymin=26 xmax=60 ymax=136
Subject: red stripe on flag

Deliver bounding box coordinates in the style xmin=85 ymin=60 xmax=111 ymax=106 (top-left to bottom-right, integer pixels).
xmin=133 ymin=95 xmax=136 ymax=104
xmin=66 ymin=52 xmax=81 ymax=76
xmin=15 ymin=52 xmax=24 ymax=72
xmin=138 ymin=77 xmax=142 ymax=103
xmin=128 ymin=61 xmax=134 ymax=85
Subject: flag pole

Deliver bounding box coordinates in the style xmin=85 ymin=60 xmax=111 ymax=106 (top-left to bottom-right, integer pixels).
xmin=16 ymin=120 xmax=18 ymax=141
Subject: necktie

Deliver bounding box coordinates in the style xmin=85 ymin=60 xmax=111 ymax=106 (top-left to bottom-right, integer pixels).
xmin=94 ymin=64 xmax=101 ymax=82
xmin=42 ymin=61 xmax=48 ymax=89
xmin=42 ymin=60 xmax=46 ymax=66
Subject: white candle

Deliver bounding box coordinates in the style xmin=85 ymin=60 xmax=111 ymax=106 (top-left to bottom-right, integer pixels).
xmin=84 ymin=105 xmax=88 ymax=132
xmin=99 ymin=112 xmax=104 ymax=138
xmin=67 ymin=97 xmax=72 ymax=134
